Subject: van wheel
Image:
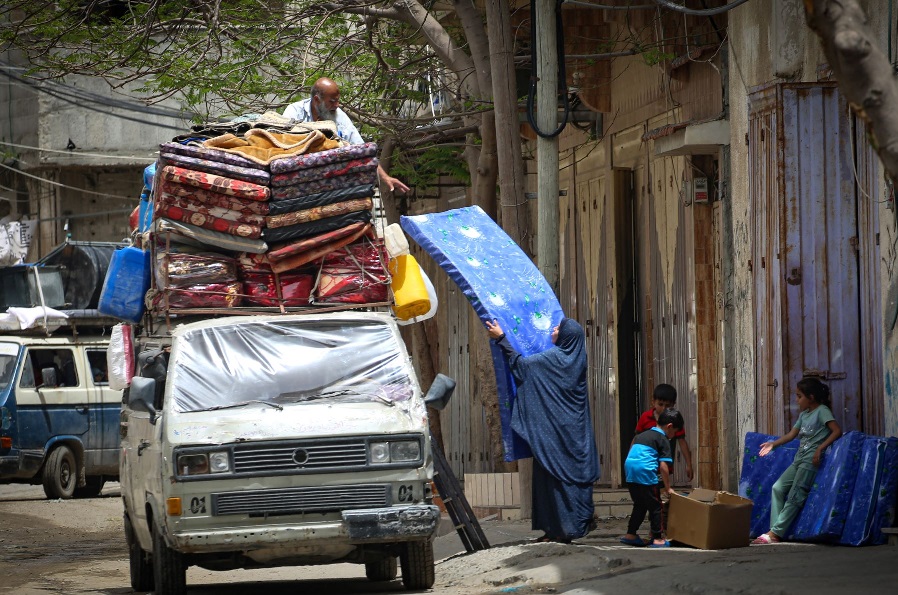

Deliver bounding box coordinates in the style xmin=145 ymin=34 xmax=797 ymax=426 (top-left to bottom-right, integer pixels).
xmin=152 ymin=523 xmax=186 ymax=595
xmin=365 ymin=556 xmax=398 ymax=581
xmin=74 ymin=476 xmax=105 ymax=498
xmin=399 ymin=540 xmax=434 ymax=590
xmin=42 ymin=445 xmax=76 ymax=499
xmin=124 ymin=515 xmax=154 ymax=592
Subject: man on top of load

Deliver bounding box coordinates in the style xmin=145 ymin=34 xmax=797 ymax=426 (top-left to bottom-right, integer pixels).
xmin=284 ymin=77 xmax=410 ymax=194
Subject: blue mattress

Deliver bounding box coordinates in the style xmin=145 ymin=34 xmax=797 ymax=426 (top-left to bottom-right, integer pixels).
xmin=401 ymin=206 xmax=564 ymax=461
xmin=869 ymin=437 xmax=898 ymax=545
xmin=791 ymin=430 xmax=865 ymax=542
xmin=739 ymin=432 xmax=798 ymax=538
xmin=839 ymin=436 xmax=895 ymax=545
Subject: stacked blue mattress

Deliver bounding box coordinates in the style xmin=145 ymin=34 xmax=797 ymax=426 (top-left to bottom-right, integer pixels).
xmin=401 ymin=206 xmax=564 ymax=461
xmin=740 ymin=430 xmax=898 ymax=545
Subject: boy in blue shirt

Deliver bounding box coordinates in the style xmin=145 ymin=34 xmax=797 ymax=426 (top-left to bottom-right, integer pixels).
xmin=621 ymin=408 xmax=683 ymax=548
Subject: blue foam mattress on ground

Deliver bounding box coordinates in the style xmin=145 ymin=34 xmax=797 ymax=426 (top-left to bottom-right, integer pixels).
xmin=838 ymin=435 xmax=898 ymax=545
xmin=401 ymin=206 xmax=564 ymax=461
xmin=739 ymin=432 xmax=798 ymax=538
xmin=790 ymin=430 xmax=865 ymax=542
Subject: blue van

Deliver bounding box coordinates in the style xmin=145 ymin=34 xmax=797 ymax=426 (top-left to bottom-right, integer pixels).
xmin=0 ymin=334 xmax=122 ymax=498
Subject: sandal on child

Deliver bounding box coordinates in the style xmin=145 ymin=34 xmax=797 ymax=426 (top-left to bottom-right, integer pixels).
xmin=619 ymin=536 xmax=648 ymax=547
xmin=648 ymin=540 xmax=670 ymax=548
xmin=751 ymin=533 xmax=780 ymax=545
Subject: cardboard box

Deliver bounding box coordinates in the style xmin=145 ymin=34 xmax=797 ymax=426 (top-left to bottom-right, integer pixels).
xmin=667 ymin=488 xmax=753 ymax=549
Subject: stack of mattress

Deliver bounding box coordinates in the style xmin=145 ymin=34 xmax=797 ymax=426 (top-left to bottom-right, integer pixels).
xmin=149 ymin=128 xmax=388 ymax=310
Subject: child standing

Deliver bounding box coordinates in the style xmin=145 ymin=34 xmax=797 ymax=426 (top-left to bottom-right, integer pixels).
xmin=634 ymin=384 xmax=694 ymax=482
xmin=621 ymin=408 xmax=684 ymax=548
xmin=751 ymin=377 xmax=842 ymax=544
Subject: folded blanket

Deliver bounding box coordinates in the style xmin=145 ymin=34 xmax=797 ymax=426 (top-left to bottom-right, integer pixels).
xmin=270 ymin=223 xmax=372 ymax=274
xmin=270 ymin=142 xmax=379 ymax=173
xmin=314 ymin=239 xmax=390 ymax=305
xmin=237 ymin=251 xmax=274 ymax=274
xmin=157 ymin=192 xmax=266 ymax=226
xmin=268 ymin=221 xmax=371 ymax=263
xmin=159 ymin=141 xmax=261 ymax=169
xmin=271 ymin=171 xmax=377 ymax=200
xmin=160 ymin=180 xmax=269 ymax=215
xmin=152 ymin=218 xmax=268 ymax=254
xmin=154 ymin=252 xmax=237 ymax=289
xmin=267 ymin=184 xmax=374 ymax=215
xmin=203 ymin=128 xmax=341 ymax=166
xmin=270 ymin=158 xmax=378 ymax=188
xmin=262 ymin=210 xmax=372 ymax=244
xmin=266 ymin=198 xmax=372 ymax=229
xmin=160 ymin=151 xmax=271 ymax=185
xmin=151 ymin=282 xmax=243 ymax=309
xmin=244 ymin=272 xmax=313 ymax=307
xmin=160 ymin=165 xmax=270 ymax=201
xmin=156 ymin=203 xmax=263 ymax=239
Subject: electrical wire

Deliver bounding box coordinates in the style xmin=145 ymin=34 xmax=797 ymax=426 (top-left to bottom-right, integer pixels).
xmin=0 ymin=161 xmax=140 ymax=202
xmin=0 ymin=62 xmax=192 ymax=119
xmin=651 ymin=0 xmax=752 ymax=16
xmin=0 ymin=67 xmax=190 ymax=131
xmin=1 ymin=140 xmax=158 ymax=161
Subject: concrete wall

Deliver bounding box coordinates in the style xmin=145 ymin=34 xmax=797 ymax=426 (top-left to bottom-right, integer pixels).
xmin=1 ymin=54 xmax=191 ymax=258
xmin=728 ymin=0 xmax=898 ymax=441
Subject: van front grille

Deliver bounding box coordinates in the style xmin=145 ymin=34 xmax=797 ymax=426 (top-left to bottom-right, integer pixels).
xmin=232 ymin=439 xmax=369 ymax=474
xmin=211 ymin=484 xmax=390 ymax=516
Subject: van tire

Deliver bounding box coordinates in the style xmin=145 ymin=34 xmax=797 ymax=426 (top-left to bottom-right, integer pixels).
xmin=399 ymin=540 xmax=434 ymax=590
xmin=73 ymin=476 xmax=105 ymax=498
xmin=152 ymin=523 xmax=186 ymax=595
xmin=124 ymin=515 xmax=154 ymax=592
xmin=365 ymin=556 xmax=398 ymax=581
xmin=42 ymin=445 xmax=77 ymax=499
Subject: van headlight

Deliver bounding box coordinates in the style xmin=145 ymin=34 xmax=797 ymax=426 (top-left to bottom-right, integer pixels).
xmin=369 ymin=440 xmax=420 ymax=464
xmin=177 ymin=451 xmax=230 ymax=476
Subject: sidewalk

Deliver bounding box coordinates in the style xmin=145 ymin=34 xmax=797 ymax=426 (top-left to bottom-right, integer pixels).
xmin=432 ymin=512 xmax=897 ymax=594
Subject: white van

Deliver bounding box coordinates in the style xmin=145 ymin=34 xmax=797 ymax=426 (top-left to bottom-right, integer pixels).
xmin=0 ymin=333 xmax=121 ymax=498
xmin=120 ymin=311 xmax=453 ymax=595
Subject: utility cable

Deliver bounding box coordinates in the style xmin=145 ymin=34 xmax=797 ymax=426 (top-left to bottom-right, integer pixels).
xmin=0 ymin=62 xmax=192 ymax=119
xmin=651 ymin=0 xmax=751 ymax=16
xmin=1 ymin=140 xmax=158 ymax=161
xmin=0 ymin=161 xmax=140 ymax=201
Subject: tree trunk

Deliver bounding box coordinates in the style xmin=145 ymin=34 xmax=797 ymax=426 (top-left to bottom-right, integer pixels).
xmin=804 ymin=0 xmax=898 ymax=185
xmin=486 ymin=0 xmax=531 ymax=250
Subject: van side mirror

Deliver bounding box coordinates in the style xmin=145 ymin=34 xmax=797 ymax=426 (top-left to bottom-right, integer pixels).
xmin=39 ymin=367 xmax=58 ymax=389
xmin=128 ymin=376 xmax=158 ymax=424
xmin=424 ymin=374 xmax=456 ymax=411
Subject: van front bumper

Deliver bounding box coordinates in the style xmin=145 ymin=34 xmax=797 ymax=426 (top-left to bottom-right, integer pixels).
xmin=170 ymin=504 xmax=441 ymax=553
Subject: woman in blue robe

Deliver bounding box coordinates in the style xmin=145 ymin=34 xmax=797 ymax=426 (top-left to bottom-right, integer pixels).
xmin=486 ymin=317 xmax=601 ymax=543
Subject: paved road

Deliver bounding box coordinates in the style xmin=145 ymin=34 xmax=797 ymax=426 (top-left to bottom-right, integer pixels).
xmin=2 ymin=483 xmax=896 ymax=594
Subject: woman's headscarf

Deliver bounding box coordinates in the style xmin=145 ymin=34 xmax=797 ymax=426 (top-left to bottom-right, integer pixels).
xmin=508 ymin=318 xmax=600 ymax=484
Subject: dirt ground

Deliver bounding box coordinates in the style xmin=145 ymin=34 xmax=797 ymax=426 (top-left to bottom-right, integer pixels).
xmin=2 ymin=483 xmax=897 ymax=594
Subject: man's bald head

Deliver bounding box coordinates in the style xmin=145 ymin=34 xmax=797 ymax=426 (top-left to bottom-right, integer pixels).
xmin=310 ymin=77 xmax=341 ymax=121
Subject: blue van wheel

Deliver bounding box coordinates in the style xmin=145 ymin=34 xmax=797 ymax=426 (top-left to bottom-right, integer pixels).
xmin=41 ymin=445 xmax=77 ymax=500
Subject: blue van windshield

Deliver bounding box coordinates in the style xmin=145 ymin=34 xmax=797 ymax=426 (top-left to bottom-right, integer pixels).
xmin=0 ymin=343 xmax=18 ymax=395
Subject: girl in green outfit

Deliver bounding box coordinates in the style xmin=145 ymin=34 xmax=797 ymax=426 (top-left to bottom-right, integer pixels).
xmin=752 ymin=377 xmax=842 ymax=544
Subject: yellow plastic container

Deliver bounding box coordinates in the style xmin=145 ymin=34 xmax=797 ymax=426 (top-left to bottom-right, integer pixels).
xmin=389 ymin=254 xmax=431 ymax=320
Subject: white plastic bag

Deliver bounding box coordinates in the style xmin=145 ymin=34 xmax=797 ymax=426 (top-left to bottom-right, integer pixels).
xmin=107 ymin=323 xmax=135 ymax=391
xmin=396 ymin=264 xmax=438 ymax=326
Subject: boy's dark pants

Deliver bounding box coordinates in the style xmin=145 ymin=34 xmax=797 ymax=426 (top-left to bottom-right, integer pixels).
xmin=627 ymin=482 xmax=664 ymax=539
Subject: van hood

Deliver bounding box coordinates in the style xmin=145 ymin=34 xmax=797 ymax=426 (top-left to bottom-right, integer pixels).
xmin=166 ymin=400 xmax=429 ymax=446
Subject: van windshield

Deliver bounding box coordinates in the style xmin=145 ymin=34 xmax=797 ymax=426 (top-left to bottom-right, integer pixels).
xmin=0 ymin=343 xmax=18 ymax=392
xmin=170 ymin=319 xmax=416 ymax=413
